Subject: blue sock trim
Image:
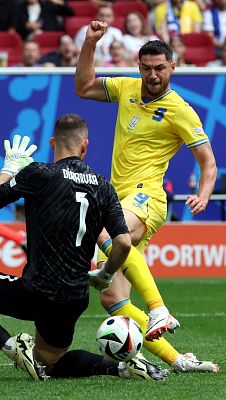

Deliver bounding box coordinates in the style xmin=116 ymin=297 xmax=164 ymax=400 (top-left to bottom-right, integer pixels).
xmin=100 ymin=239 xmax=112 ymax=253
xmin=107 ymin=298 xmax=130 ymax=314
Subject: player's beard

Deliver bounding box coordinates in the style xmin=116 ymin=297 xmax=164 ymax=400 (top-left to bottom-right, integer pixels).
xmin=143 ymin=79 xmax=169 ymax=99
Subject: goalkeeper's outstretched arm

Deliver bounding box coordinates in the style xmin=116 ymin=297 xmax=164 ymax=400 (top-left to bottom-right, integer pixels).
xmin=105 ymin=233 xmax=131 ymax=275
xmin=89 ymin=233 xmax=131 ymax=291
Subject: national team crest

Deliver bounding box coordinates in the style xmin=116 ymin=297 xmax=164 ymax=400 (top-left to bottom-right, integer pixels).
xmin=128 ymin=116 xmax=140 ymax=130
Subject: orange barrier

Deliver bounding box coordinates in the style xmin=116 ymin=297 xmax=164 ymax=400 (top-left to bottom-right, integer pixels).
xmin=0 ymin=223 xmax=26 ymax=277
xmin=0 ymin=222 xmax=225 ymax=278
xmin=145 ymin=223 xmax=226 ymax=277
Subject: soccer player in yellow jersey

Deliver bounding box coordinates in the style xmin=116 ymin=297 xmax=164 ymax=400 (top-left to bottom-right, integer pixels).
xmin=75 ymin=21 xmax=219 ymax=373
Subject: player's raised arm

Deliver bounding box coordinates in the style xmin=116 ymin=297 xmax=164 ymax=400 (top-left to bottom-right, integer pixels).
xmin=186 ymin=142 xmax=217 ymax=215
xmin=75 ymin=21 xmax=108 ymax=101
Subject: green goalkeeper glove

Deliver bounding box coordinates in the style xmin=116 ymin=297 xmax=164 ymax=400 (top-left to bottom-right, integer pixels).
xmin=1 ymin=135 xmax=37 ymax=177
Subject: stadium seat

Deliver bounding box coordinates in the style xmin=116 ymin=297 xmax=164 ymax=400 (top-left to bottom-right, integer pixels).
xmin=68 ymin=1 xmax=99 ymax=17
xmin=112 ymin=16 xmax=125 ymax=33
xmin=113 ymin=1 xmax=148 ymax=18
xmin=33 ymin=31 xmax=66 ymax=56
xmin=0 ymin=32 xmax=22 ymax=66
xmin=64 ymin=16 xmax=92 ymax=38
xmin=181 ymin=32 xmax=216 ymax=66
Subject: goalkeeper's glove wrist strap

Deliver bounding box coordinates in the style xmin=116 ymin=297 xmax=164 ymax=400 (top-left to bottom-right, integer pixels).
xmin=1 ymin=169 xmax=14 ymax=177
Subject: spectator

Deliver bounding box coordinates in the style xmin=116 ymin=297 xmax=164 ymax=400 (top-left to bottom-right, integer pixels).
xmin=0 ymin=0 xmax=16 ymax=32
xmin=207 ymin=39 xmax=226 ymax=65
xmin=104 ymin=40 xmax=132 ymax=67
xmin=195 ymin=0 xmax=210 ymax=12
xmin=145 ymin=0 xmax=166 ymax=29
xmin=74 ymin=5 xmax=123 ymax=65
xmin=169 ymin=34 xmax=193 ymax=65
xmin=154 ymin=0 xmax=203 ymax=43
xmin=14 ymin=40 xmax=41 ymax=67
xmin=203 ymin=0 xmax=226 ymax=52
xmin=13 ymin=0 xmax=74 ymax=40
xmin=123 ymin=11 xmax=159 ymax=64
xmin=38 ymin=34 xmax=80 ymax=67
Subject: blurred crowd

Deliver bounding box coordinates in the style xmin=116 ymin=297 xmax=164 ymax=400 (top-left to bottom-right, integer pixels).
xmin=0 ymin=0 xmax=226 ymax=67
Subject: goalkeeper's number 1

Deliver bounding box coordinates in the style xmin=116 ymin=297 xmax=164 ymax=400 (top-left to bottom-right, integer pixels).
xmin=75 ymin=192 xmax=89 ymax=247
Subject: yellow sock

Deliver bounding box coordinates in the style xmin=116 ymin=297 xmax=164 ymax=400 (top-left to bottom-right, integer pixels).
xmin=110 ymin=299 xmax=179 ymax=365
xmin=100 ymin=240 xmax=164 ymax=310
xmin=97 ymin=247 xmax=108 ymax=264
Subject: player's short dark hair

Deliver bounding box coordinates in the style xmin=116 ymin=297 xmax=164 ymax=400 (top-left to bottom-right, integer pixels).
xmin=54 ymin=114 xmax=88 ymax=149
xmin=139 ymin=40 xmax=173 ymax=61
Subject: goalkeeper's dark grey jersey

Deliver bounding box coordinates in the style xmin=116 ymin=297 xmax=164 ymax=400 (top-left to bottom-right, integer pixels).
xmin=0 ymin=157 xmax=128 ymax=302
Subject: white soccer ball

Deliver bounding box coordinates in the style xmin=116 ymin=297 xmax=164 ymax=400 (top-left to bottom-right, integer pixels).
xmin=96 ymin=315 xmax=143 ymax=361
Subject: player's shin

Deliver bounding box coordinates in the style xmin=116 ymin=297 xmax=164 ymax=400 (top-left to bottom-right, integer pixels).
xmin=99 ymin=240 xmax=179 ymax=341
xmin=50 ymin=349 xmax=120 ymax=378
xmin=100 ymin=240 xmax=165 ymax=310
xmin=108 ymin=299 xmax=179 ymax=365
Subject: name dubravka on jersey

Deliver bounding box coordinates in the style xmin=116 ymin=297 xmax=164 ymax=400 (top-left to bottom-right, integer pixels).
xmin=62 ymin=168 xmax=98 ymax=185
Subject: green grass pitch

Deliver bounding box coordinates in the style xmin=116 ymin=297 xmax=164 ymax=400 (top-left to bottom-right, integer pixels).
xmin=0 ymin=278 xmax=225 ymax=400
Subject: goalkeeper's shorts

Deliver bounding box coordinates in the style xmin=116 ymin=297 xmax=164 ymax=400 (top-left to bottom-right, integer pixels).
xmin=0 ymin=274 xmax=88 ymax=348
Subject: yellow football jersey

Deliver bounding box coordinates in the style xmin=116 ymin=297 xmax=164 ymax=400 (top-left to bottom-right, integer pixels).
xmin=154 ymin=0 xmax=203 ymax=34
xmin=103 ymin=77 xmax=209 ymax=202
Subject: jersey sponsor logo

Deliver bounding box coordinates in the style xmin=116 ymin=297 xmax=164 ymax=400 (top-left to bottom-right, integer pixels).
xmin=128 ymin=116 xmax=140 ymax=130
xmin=129 ymin=98 xmax=138 ymax=103
xmin=194 ymin=127 xmax=204 ymax=135
xmin=62 ymin=169 xmax=98 ymax=185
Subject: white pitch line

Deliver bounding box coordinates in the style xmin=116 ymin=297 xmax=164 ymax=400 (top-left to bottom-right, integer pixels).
xmin=176 ymin=312 xmax=226 ymax=317
xmin=1 ymin=363 xmax=13 ymax=366
xmin=82 ymin=314 xmax=108 ymax=318
xmin=1 ymin=312 xmax=225 ymax=322
xmin=81 ymin=312 xmax=226 ymax=319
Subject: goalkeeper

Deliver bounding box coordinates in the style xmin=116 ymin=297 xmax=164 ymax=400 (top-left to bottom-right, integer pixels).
xmin=0 ymin=115 xmax=168 ymax=382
